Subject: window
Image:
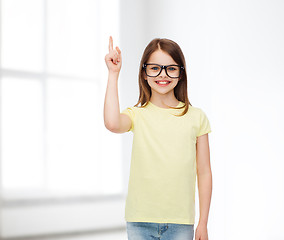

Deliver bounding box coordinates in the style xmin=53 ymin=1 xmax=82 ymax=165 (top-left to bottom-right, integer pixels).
xmin=0 ymin=0 xmax=121 ymax=200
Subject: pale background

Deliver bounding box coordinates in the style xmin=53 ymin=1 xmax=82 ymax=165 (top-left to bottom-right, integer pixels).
xmin=0 ymin=0 xmax=283 ymax=239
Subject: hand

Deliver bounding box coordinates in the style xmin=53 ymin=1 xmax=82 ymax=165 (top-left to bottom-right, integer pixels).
xmin=195 ymin=223 xmax=208 ymax=240
xmin=104 ymin=36 xmax=122 ymax=74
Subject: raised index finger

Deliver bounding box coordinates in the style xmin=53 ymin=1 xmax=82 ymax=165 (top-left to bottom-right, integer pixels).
xmin=108 ymin=36 xmax=113 ymax=52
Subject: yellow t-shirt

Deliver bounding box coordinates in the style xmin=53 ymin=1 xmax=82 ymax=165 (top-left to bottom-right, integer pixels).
xmin=121 ymin=101 xmax=211 ymax=224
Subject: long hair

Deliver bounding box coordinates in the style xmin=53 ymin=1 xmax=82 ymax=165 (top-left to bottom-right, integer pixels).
xmin=133 ymin=38 xmax=192 ymax=116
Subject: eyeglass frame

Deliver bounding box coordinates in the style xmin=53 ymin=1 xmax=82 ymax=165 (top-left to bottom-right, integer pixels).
xmin=142 ymin=63 xmax=185 ymax=78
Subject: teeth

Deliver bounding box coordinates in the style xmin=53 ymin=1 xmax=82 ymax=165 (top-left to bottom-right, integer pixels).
xmin=156 ymin=81 xmax=170 ymax=84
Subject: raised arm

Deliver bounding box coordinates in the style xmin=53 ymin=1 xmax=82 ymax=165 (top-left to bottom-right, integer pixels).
xmin=103 ymin=36 xmax=131 ymax=133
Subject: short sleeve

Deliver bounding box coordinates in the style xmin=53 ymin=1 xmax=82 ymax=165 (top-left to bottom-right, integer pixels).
xmin=121 ymin=107 xmax=135 ymax=132
xmin=197 ymin=109 xmax=212 ymax=137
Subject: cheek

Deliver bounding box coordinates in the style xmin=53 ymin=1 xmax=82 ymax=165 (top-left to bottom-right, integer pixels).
xmin=145 ymin=76 xmax=154 ymax=82
xmin=172 ymin=80 xmax=179 ymax=87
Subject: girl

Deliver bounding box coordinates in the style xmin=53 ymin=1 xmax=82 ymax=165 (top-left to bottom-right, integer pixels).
xmin=104 ymin=36 xmax=212 ymax=240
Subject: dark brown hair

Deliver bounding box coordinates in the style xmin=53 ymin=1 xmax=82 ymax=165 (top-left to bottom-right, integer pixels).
xmin=133 ymin=38 xmax=192 ymax=116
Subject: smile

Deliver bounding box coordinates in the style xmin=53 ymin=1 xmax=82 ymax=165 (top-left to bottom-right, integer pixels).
xmin=155 ymin=81 xmax=171 ymax=86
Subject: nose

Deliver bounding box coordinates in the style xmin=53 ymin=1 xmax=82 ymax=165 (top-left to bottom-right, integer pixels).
xmin=159 ymin=67 xmax=167 ymax=77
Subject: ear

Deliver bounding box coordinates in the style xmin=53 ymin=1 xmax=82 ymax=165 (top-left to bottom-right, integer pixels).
xmin=142 ymin=71 xmax=147 ymax=80
xmin=178 ymin=72 xmax=183 ymax=81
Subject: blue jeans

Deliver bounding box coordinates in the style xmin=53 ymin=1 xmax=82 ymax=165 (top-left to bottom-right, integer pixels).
xmin=126 ymin=221 xmax=194 ymax=240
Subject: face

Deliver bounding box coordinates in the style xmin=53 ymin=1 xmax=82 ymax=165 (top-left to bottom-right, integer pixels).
xmin=144 ymin=49 xmax=180 ymax=97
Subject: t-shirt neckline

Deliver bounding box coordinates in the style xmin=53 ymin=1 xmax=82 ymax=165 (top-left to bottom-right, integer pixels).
xmin=148 ymin=101 xmax=183 ymax=110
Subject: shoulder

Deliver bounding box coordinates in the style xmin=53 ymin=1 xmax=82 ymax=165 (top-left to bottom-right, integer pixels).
xmin=122 ymin=105 xmax=141 ymax=113
xmin=188 ymin=106 xmax=210 ymax=124
xmin=121 ymin=105 xmax=145 ymax=119
xmin=188 ymin=105 xmax=204 ymax=116
xmin=190 ymin=105 xmax=207 ymax=115
xmin=123 ymin=103 xmax=149 ymax=112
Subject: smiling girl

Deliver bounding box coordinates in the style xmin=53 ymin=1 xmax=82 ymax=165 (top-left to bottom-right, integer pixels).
xmin=104 ymin=36 xmax=212 ymax=240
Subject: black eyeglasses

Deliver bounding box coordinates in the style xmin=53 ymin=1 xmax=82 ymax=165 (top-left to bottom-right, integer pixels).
xmin=143 ymin=63 xmax=184 ymax=78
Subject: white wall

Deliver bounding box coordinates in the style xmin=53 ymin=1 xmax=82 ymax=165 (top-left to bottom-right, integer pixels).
xmin=120 ymin=0 xmax=284 ymax=239
xmin=2 ymin=0 xmax=282 ymax=239
xmin=119 ymin=0 xmax=146 ymax=195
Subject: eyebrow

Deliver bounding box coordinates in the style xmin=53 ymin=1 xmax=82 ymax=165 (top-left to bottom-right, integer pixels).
xmin=147 ymin=63 xmax=179 ymax=65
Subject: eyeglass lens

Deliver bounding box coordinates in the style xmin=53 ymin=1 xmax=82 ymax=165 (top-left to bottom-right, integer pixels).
xmin=145 ymin=64 xmax=180 ymax=78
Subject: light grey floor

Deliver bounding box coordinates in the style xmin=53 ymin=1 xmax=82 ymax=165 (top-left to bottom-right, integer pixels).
xmin=45 ymin=231 xmax=127 ymax=240
xmin=2 ymin=229 xmax=128 ymax=240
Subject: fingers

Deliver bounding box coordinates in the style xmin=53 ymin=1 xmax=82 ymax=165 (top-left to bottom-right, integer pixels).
xmin=116 ymin=46 xmax=121 ymax=55
xmin=105 ymin=51 xmax=120 ymax=65
xmin=113 ymin=52 xmax=120 ymax=64
xmin=107 ymin=36 xmax=121 ymax=64
xmin=109 ymin=36 xmax=113 ymax=52
xmin=116 ymin=46 xmax=121 ymax=62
